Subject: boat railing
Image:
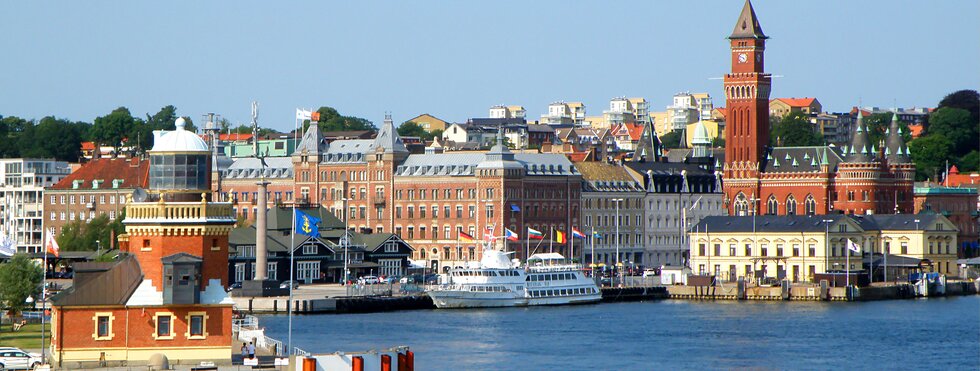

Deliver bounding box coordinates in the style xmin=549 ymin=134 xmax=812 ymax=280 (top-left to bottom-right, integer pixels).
xmin=527 ymin=264 xmax=583 ymax=273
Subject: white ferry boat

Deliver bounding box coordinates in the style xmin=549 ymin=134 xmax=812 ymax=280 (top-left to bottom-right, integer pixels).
xmin=426 ymin=249 xmax=601 ymax=309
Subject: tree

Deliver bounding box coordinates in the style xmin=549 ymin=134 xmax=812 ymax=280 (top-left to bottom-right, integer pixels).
xmin=937 ymin=89 xmax=979 ymax=125
xmin=770 ymin=111 xmax=823 ymax=147
xmin=91 ymin=107 xmax=137 ymax=152
xmin=909 ymin=134 xmax=953 ymax=181
xmin=927 ymin=107 xmax=976 ymax=157
xmin=314 ymin=106 xmax=376 ymax=132
xmin=0 ymin=116 xmax=29 ymax=158
xmin=397 ymin=121 xmax=428 ymax=139
xmin=958 ymin=150 xmax=979 ymax=173
xmin=430 ymin=129 xmax=444 ymax=142
xmin=0 ymin=254 xmax=42 ymax=315
xmin=660 ymin=130 xmax=685 ymax=149
xmin=56 ymin=213 xmax=124 ymax=252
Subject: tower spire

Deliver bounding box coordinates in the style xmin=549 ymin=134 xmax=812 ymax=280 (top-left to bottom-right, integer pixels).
xmin=729 ymin=0 xmax=767 ymax=39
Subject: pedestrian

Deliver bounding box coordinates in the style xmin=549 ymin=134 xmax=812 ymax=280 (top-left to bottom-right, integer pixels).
xmin=247 ymin=341 xmax=256 ymax=359
xmin=240 ymin=342 xmax=247 ymax=358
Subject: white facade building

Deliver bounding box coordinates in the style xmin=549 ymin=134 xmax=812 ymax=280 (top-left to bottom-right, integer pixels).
xmin=0 ymin=158 xmax=71 ymax=253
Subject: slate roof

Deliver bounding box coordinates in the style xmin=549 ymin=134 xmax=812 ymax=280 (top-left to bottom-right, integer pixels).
xmin=371 ymin=115 xmax=409 ymax=154
xmin=729 ymin=0 xmax=767 ymax=39
xmin=692 ymin=215 xmax=851 ymax=233
xmin=394 ymin=152 xmax=579 ymax=177
xmin=294 ymin=124 xmax=327 ymax=155
xmin=49 ymin=158 xmax=149 ymax=190
xmin=851 ymin=214 xmax=951 ymax=231
xmin=576 ymin=162 xmax=643 ymax=192
xmin=527 ymin=124 xmax=554 ymax=133
xmin=223 ymin=157 xmax=294 ymax=179
xmin=50 ymin=254 xmax=143 ymax=307
xmin=762 ymin=146 xmax=839 ymax=173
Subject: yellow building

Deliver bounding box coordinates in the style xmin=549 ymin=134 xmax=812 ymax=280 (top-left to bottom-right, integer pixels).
xmin=689 ymin=214 xmax=959 ymax=283
xmin=406 ymin=113 xmax=449 ymax=133
xmin=684 ymin=120 xmax=721 ymax=147
xmin=649 ymin=111 xmax=671 ymax=137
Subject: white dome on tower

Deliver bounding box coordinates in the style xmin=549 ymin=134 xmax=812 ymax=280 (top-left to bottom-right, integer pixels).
xmin=150 ymin=118 xmax=209 ymax=152
xmin=692 ymin=121 xmax=711 ymax=145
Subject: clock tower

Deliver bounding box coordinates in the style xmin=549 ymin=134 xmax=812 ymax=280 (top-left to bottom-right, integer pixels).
xmin=723 ymin=0 xmax=771 ymax=215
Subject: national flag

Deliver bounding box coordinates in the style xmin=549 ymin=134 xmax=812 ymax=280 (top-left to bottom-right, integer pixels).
xmin=527 ymin=227 xmax=544 ymax=240
xmin=0 ymin=235 xmax=15 ymax=257
xmin=554 ymin=230 xmax=566 ymax=244
xmin=296 ymin=108 xmax=313 ymax=121
xmin=846 ymin=239 xmax=861 ymax=253
xmin=504 ymin=228 xmax=519 ymax=241
xmin=294 ymin=209 xmax=321 ymax=238
xmin=45 ymin=231 xmax=60 ymax=258
xmin=311 ymin=111 xmax=321 ymax=121
xmin=458 ymin=231 xmax=475 ymax=242
xmin=510 ymin=204 xmax=521 ymax=212
xmin=571 ymin=228 xmax=586 ymax=239
xmin=484 ymin=226 xmax=496 ymax=241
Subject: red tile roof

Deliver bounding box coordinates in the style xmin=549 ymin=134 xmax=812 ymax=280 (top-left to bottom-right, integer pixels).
xmin=81 ymin=141 xmax=96 ymax=151
xmin=220 ymin=133 xmax=253 ymax=141
xmin=612 ymin=123 xmax=644 ymax=141
xmin=908 ymin=124 xmax=924 ymax=138
xmin=774 ymin=97 xmax=818 ymax=107
xmin=714 ymin=107 xmax=727 ymax=119
xmin=50 ymin=158 xmax=149 ymax=190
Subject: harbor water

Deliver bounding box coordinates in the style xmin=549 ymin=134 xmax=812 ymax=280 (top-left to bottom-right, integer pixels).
xmin=260 ymin=296 xmax=980 ymax=370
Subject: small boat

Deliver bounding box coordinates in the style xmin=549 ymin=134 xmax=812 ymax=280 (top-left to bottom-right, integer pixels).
xmin=426 ymin=245 xmax=600 ymax=309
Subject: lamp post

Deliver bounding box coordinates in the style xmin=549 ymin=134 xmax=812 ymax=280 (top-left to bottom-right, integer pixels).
xmin=343 ymin=198 xmax=351 ymax=287
xmin=822 ymin=219 xmax=834 ymax=277
xmin=611 ymin=198 xmax=623 ymax=287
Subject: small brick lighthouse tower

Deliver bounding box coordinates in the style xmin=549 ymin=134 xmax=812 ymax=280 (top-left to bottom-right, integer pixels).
xmin=50 ymin=118 xmax=237 ymax=368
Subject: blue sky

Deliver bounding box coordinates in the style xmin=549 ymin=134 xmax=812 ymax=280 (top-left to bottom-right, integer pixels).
xmin=0 ymin=0 xmax=976 ymax=132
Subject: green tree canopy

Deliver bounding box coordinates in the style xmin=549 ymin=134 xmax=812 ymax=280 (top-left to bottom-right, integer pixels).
xmin=770 ymin=111 xmax=823 ymax=147
xmin=958 ymin=150 xmax=979 ymax=173
xmin=56 ymin=213 xmax=125 ymax=252
xmin=314 ymin=106 xmax=376 ymax=132
xmin=927 ymin=107 xmax=976 ymax=158
xmin=909 ymin=134 xmax=953 ymax=181
xmin=397 ymin=121 xmax=429 ymax=140
xmin=659 ymin=130 xmax=685 ymax=149
xmin=0 ymin=254 xmax=43 ymax=315
xmin=937 ymin=89 xmax=978 ymax=124
xmin=91 ymin=107 xmax=137 ymax=152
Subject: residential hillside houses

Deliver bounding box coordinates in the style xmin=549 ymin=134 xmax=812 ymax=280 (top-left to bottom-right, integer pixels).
xmin=1 ymin=158 xmax=72 ymax=253
xmin=769 ymin=97 xmax=822 ymax=119
xmin=406 ymin=113 xmax=450 ymax=133
xmin=44 ymin=158 xmax=149 ymax=237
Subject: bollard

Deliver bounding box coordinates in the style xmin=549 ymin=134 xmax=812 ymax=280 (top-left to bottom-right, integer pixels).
xmin=351 ymin=356 xmax=364 ymax=371
xmin=397 ymin=353 xmax=407 ymax=371
xmin=406 ymin=351 xmax=414 ymax=371
xmin=381 ymin=354 xmax=391 ymax=371
xmin=303 ymin=357 xmax=317 ymax=371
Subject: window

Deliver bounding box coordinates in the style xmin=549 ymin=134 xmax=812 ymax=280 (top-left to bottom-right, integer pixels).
xmin=419 ymin=226 xmax=426 ymax=239
xmin=444 ymin=226 xmax=451 ymax=239
xmin=761 ymin=244 xmax=768 ymax=256
xmin=420 ymin=206 xmax=426 ymax=219
xmin=729 ymin=244 xmax=736 ymax=256
xmin=900 ymin=242 xmax=908 ymax=254
xmin=469 ymin=206 xmax=475 ymax=218
xmin=432 ymin=206 xmax=439 ymax=219
xmin=804 ymin=195 xmax=816 ymax=215
xmin=396 ymin=207 xmax=402 ymax=219
xmin=267 ymin=262 xmax=277 ymax=281
xmin=93 ymin=312 xmax=114 ymax=340
xmin=713 ymin=244 xmax=721 ymax=257
xmin=792 ymin=244 xmax=800 ymax=257
xmin=385 ymin=242 xmax=398 ymax=253
xmin=744 ymin=244 xmax=752 ymax=256
xmin=456 ymin=206 xmax=463 ymax=218
xmin=408 ymin=207 xmax=414 ymax=219
xmin=444 ymin=206 xmax=450 ymax=218
xmin=808 ymin=244 xmax=816 ymax=257
xmin=486 ymin=204 xmax=494 ymax=219
xmin=154 ymin=312 xmax=175 ymax=340
xmin=186 ymin=312 xmax=208 ymax=339
xmin=786 ymin=195 xmax=797 ymax=216
xmin=776 ymin=244 xmax=784 ymax=257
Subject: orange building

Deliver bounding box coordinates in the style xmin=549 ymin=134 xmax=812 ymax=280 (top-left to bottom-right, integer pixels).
xmin=50 ymin=118 xmax=237 ymax=368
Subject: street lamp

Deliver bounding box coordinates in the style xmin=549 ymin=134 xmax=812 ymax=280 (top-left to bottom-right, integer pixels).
xmin=343 ymin=198 xmax=351 ymax=287
xmin=611 ymin=198 xmax=623 ymax=287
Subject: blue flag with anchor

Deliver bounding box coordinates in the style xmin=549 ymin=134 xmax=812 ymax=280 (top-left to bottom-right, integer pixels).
xmin=295 ymin=209 xmax=321 ymax=238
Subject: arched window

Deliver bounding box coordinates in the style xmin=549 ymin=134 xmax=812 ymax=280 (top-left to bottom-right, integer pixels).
xmin=767 ymin=195 xmax=778 ymax=215
xmin=786 ymin=195 xmax=797 ymax=216
xmin=805 ymin=194 xmax=817 ymax=215
xmin=734 ymin=193 xmax=748 ymax=216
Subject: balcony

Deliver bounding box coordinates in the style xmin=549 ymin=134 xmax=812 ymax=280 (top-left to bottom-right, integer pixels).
xmin=126 ymin=201 xmax=236 ymax=224
xmin=374 ymin=199 xmax=386 ymax=207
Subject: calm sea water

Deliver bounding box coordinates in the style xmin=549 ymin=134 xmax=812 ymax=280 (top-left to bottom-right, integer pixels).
xmin=260 ymin=296 xmax=980 ymax=370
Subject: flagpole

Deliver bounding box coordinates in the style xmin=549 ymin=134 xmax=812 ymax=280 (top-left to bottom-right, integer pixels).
xmin=525 ymin=230 xmax=530 ymax=266
xmin=846 ymin=239 xmax=850 ymax=291
xmin=287 ymin=108 xmax=301 ymax=356
xmin=549 ymin=229 xmax=553 ymax=254
xmin=41 ymin=231 xmax=49 ymax=364
xmin=570 ymin=229 xmax=574 ymax=263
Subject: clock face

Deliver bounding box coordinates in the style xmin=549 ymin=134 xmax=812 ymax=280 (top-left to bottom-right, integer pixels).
xmin=738 ymin=53 xmax=748 ymax=63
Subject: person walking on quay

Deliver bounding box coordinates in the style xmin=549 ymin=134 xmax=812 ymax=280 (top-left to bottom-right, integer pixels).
xmin=247 ymin=341 xmax=256 ymax=359
xmin=240 ymin=342 xmax=248 ymax=358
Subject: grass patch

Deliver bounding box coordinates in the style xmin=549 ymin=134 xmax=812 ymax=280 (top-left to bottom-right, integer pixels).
xmin=0 ymin=323 xmax=50 ymax=350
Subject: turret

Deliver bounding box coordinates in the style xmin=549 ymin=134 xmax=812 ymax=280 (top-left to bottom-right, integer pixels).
xmin=845 ymin=111 xmax=873 ymax=163
xmin=148 ymin=117 xmax=212 ymax=202
xmin=885 ymin=112 xmax=911 ymax=164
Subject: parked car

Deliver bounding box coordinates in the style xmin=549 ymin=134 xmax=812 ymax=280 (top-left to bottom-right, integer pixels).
xmin=357 ymin=276 xmax=380 ymax=285
xmin=0 ymin=347 xmax=42 ymax=370
xmin=383 ymin=275 xmax=400 ymax=284
xmin=279 ymin=280 xmax=300 ymax=289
